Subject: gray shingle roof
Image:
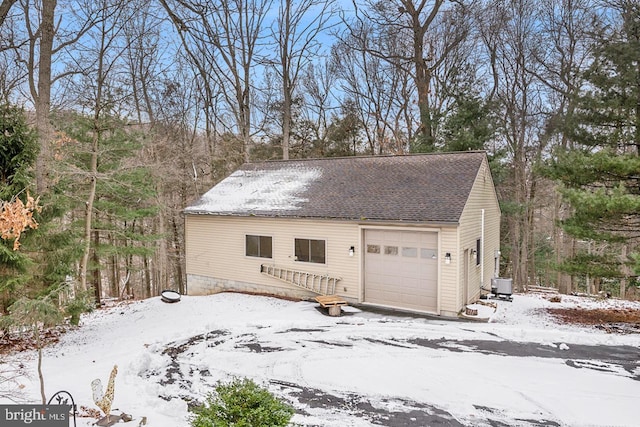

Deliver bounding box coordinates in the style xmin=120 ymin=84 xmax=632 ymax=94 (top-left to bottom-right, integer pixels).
xmin=185 ymin=151 xmax=488 ymax=223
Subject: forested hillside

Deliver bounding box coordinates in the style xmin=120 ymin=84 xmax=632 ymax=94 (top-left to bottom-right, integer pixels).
xmin=0 ymin=0 xmax=638 ymax=311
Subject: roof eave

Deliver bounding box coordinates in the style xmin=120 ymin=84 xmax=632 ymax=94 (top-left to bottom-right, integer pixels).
xmin=183 ymin=210 xmax=460 ymax=225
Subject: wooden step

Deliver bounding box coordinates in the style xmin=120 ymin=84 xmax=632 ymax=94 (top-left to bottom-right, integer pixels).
xmin=315 ymin=295 xmax=348 ymax=307
xmin=315 ymin=295 xmax=347 ymax=316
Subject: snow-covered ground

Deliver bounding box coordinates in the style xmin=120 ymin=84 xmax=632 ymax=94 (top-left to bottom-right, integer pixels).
xmin=2 ymin=292 xmax=639 ymax=426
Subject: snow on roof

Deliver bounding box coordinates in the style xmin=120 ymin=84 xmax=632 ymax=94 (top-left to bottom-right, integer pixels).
xmin=184 ymin=152 xmax=490 ymax=221
xmin=185 ymin=167 xmax=322 ymax=214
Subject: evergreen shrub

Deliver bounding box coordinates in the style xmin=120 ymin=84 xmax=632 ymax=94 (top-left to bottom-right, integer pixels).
xmin=189 ymin=377 xmax=294 ymax=427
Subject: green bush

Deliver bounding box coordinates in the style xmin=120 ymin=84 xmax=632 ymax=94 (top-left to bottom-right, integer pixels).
xmin=189 ymin=377 xmax=294 ymax=427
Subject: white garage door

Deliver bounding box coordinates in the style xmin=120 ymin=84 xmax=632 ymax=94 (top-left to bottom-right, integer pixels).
xmin=364 ymin=229 xmax=438 ymax=313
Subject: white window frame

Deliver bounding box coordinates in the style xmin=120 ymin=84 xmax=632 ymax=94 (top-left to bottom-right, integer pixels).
xmin=245 ymin=235 xmax=273 ymax=259
xmin=294 ymin=238 xmax=326 ymax=264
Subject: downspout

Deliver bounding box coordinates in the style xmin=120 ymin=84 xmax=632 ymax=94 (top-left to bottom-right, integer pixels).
xmin=481 ymin=209 xmax=485 ymax=291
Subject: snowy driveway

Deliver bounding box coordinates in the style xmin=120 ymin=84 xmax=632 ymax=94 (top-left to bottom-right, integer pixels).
xmin=149 ymin=320 xmax=638 ymax=427
xmin=8 ymin=293 xmax=640 ymax=426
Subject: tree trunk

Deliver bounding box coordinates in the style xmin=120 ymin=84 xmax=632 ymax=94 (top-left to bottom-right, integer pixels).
xmin=554 ymin=191 xmax=573 ymax=293
xmin=80 ymin=129 xmax=99 ymax=293
xmin=80 ymin=13 xmax=106 ymax=294
xmin=92 ymin=228 xmax=101 ymax=304
xmin=143 ymin=253 xmax=151 ymax=299
xmin=36 ymin=328 xmax=46 ymax=404
xmin=282 ymin=81 xmax=292 ymax=160
xmin=0 ymin=0 xmax=17 ymax=29
xmin=34 ymin=0 xmax=56 ymax=194
xmin=414 ymin=52 xmax=433 ymax=148
xmin=171 ymin=215 xmax=185 ymax=294
xmin=110 ymin=249 xmax=118 ymax=298
xmin=406 ymin=0 xmax=443 ymax=150
xmin=280 ymin=0 xmax=291 ymax=160
xmin=155 ymin=199 xmax=168 ymax=297
xmin=620 ymin=244 xmax=630 ymax=298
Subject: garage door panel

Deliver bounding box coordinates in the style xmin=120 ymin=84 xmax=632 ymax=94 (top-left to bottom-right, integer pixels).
xmin=382 ymin=258 xmax=402 ymax=268
xmin=364 ymin=229 xmax=438 ymax=313
xmin=383 ymin=274 xmax=402 ymax=286
xmin=419 ymin=234 xmax=437 ymax=246
xmin=423 ymin=280 xmax=438 ymax=292
xmin=400 ymin=293 xmax=417 ymax=305
xmin=366 ymin=262 xmax=384 ymax=275
xmin=419 ymin=261 xmax=437 ymax=270
xmin=402 ymin=264 xmax=421 ymax=278
xmin=364 ymin=271 xmax=375 ymax=280
xmin=420 ymin=297 xmax=437 ymax=308
xmin=383 ymin=230 xmax=400 ymax=241
xmin=401 ymin=232 xmax=419 ymax=243
xmin=366 ymin=289 xmax=384 ymax=300
xmin=401 ymin=277 xmax=420 ymax=290
xmin=423 ymin=288 xmax=437 ymax=298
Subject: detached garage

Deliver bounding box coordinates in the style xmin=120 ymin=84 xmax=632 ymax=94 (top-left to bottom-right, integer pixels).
xmin=184 ymin=151 xmax=501 ymax=317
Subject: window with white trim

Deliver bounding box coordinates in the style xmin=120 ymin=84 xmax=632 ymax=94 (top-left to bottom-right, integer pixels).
xmin=245 ymin=235 xmax=272 ymax=258
xmin=295 ymin=238 xmax=326 ymax=264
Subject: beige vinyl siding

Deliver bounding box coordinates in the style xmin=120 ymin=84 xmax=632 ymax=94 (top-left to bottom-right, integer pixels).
xmin=438 ymin=226 xmax=459 ymax=316
xmin=458 ymin=158 xmax=501 ymax=309
xmin=185 ymin=215 xmax=361 ymax=300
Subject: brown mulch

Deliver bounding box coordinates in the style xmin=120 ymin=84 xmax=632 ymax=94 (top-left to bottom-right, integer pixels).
xmin=546 ymin=307 xmax=640 ymax=334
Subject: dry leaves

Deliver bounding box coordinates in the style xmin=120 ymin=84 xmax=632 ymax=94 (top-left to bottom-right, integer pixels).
xmin=547 ymin=307 xmax=640 ymax=334
xmin=0 ymin=327 xmax=64 ymax=354
xmin=0 ymin=192 xmax=41 ymax=250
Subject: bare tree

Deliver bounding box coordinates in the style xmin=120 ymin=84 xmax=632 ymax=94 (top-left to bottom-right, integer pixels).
xmin=332 ymin=33 xmax=408 ymax=154
xmin=123 ymin=0 xmax=165 ymax=126
xmin=122 ymin=0 xmax=171 ymax=297
xmin=32 ymin=0 xmax=55 ymax=194
xmin=159 ymin=0 xmax=273 ymax=162
xmin=299 ymin=58 xmax=340 ymax=151
xmin=11 ymin=0 xmax=97 ymax=193
xmin=475 ymin=0 xmax=599 ymax=292
xmin=0 ymin=50 xmax=23 ymax=102
xmin=148 ymin=72 xmax=214 ymax=295
xmin=535 ymin=0 xmax=596 ymax=293
xmin=479 ymin=0 xmax=548 ymax=291
xmin=340 ymin=0 xmax=472 ymax=151
xmin=76 ymin=0 xmax=127 ymax=294
xmin=0 ymin=0 xmax=17 ymax=30
xmin=266 ymin=0 xmax=335 ymax=159
xmin=49 ymin=0 xmax=160 ymax=299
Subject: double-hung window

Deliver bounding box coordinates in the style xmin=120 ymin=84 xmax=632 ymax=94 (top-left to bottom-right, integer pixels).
xmin=246 ymin=235 xmax=272 ymax=258
xmin=294 ymin=238 xmax=326 ymax=264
